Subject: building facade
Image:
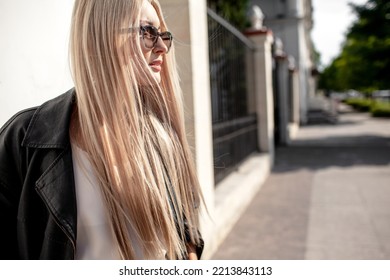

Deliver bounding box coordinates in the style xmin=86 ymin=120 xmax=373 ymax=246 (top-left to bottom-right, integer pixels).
xmin=250 ymin=0 xmax=316 ymax=123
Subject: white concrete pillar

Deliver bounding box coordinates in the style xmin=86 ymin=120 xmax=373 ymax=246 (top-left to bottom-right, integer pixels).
xmin=288 ymin=67 xmax=300 ymax=139
xmin=245 ymin=29 xmax=275 ymax=160
xmin=160 ymin=0 xmax=215 ymax=258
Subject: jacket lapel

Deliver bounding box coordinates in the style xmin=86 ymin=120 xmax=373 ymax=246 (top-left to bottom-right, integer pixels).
xmin=35 ymin=146 xmax=77 ymax=245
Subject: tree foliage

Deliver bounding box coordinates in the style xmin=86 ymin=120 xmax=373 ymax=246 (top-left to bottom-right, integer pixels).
xmin=318 ymin=0 xmax=390 ymax=93
xmin=207 ymin=0 xmax=250 ymax=30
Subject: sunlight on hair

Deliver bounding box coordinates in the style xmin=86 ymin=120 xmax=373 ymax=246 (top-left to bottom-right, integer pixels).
xmin=69 ymin=0 xmax=203 ymax=260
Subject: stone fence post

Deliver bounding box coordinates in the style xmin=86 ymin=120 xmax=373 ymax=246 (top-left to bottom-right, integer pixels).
xmin=288 ymin=57 xmax=300 ymax=139
xmin=245 ymin=29 xmax=275 ymax=161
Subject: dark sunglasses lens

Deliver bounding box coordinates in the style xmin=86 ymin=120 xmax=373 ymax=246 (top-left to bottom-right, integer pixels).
xmin=160 ymin=32 xmax=171 ymax=40
xmin=161 ymin=32 xmax=172 ymax=50
xmin=143 ymin=26 xmax=158 ymax=37
xmin=141 ymin=26 xmax=172 ymax=51
xmin=141 ymin=26 xmax=158 ymax=48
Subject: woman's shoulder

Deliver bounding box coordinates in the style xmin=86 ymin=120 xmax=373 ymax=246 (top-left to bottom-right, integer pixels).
xmin=0 ymin=89 xmax=75 ymax=145
xmin=0 ymin=107 xmax=37 ymax=142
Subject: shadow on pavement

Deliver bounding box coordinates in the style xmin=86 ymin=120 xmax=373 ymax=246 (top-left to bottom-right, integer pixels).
xmin=274 ymin=135 xmax=390 ymax=173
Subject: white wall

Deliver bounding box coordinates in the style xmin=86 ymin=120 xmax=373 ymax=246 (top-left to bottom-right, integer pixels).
xmin=0 ymin=0 xmax=75 ymax=126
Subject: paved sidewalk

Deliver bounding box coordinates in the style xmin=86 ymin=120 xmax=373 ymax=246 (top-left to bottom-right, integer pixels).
xmin=211 ymin=108 xmax=390 ymax=259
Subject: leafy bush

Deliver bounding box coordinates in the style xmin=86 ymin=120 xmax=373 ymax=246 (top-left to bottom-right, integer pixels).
xmin=370 ymin=102 xmax=390 ymax=118
xmin=345 ymin=98 xmax=390 ymax=117
xmin=345 ymin=98 xmax=373 ymax=112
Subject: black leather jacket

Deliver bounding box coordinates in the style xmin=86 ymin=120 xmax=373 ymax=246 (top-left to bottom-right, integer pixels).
xmin=0 ymin=88 xmax=203 ymax=259
xmin=0 ymin=89 xmax=77 ymax=259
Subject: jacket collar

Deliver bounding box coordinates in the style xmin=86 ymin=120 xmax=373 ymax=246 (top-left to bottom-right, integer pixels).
xmin=22 ymin=88 xmax=76 ymax=149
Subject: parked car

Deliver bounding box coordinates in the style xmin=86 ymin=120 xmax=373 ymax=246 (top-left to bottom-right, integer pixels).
xmin=372 ymin=90 xmax=390 ymax=102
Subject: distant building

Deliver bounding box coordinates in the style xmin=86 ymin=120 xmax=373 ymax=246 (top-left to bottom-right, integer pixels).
xmin=249 ymin=0 xmax=316 ymax=123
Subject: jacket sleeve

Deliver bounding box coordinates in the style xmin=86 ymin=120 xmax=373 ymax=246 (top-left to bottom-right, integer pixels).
xmin=0 ymin=110 xmax=33 ymax=259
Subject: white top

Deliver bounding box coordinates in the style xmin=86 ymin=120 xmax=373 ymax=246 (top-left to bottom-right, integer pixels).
xmin=71 ymin=144 xmax=146 ymax=259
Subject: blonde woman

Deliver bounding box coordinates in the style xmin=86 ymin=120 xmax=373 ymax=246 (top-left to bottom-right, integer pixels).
xmin=0 ymin=0 xmax=204 ymax=260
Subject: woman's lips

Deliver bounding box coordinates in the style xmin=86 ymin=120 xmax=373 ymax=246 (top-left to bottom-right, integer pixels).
xmin=149 ymin=60 xmax=162 ymax=72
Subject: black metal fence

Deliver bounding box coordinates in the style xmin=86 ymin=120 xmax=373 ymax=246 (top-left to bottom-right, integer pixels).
xmin=207 ymin=8 xmax=258 ymax=184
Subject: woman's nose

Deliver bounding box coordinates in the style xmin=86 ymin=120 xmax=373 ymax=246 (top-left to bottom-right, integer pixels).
xmin=153 ymin=37 xmax=168 ymax=54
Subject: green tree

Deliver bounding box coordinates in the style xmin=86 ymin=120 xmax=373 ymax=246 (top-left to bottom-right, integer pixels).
xmin=207 ymin=0 xmax=250 ymax=30
xmin=318 ymin=0 xmax=390 ymax=93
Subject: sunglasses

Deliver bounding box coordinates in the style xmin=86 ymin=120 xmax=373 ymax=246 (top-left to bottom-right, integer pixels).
xmin=121 ymin=25 xmax=173 ymax=53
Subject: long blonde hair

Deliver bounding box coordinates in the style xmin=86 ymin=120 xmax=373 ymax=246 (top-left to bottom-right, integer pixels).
xmin=69 ymin=0 xmax=202 ymax=259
